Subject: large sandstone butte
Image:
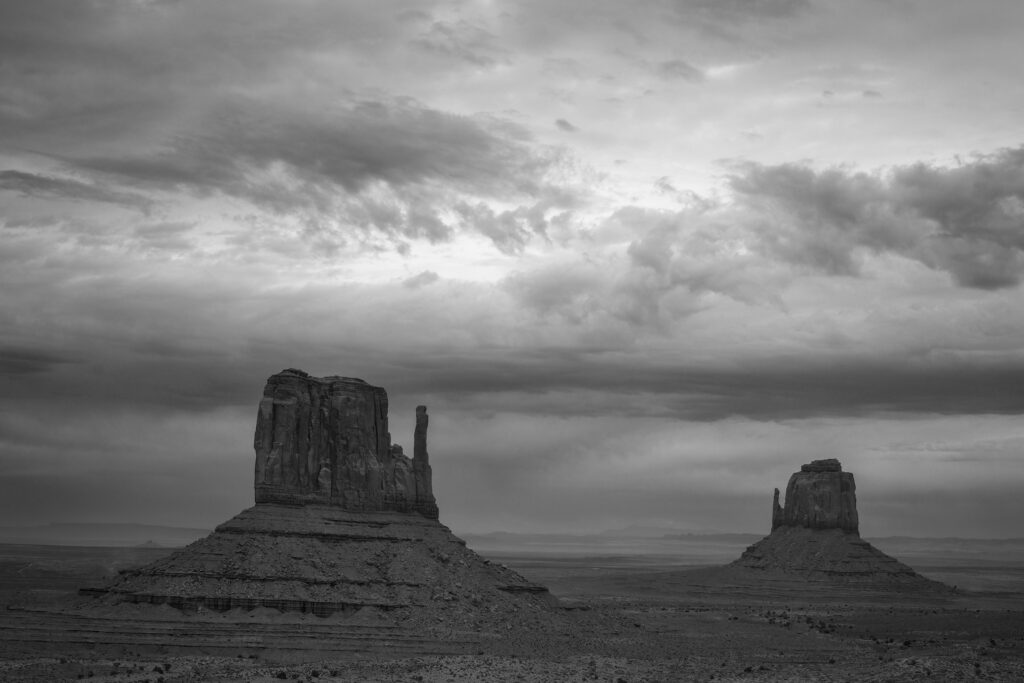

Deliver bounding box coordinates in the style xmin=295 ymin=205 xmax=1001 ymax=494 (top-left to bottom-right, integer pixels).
xmin=254 ymin=370 xmax=437 ymax=517
xmin=731 ymin=459 xmax=945 ymax=588
xmin=83 ymin=369 xmax=552 ymax=621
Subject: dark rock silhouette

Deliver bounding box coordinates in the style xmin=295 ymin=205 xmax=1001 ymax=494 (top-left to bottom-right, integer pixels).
xmin=83 ymin=369 xmax=551 ymax=618
xmin=732 ymin=459 xmax=945 ymax=588
xmin=254 ymin=369 xmax=437 ymax=517
xmin=771 ymin=458 xmax=858 ymax=533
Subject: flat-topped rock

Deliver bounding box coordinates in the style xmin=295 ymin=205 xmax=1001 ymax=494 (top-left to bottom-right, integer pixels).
xmin=801 ymin=458 xmax=842 ymax=473
xmin=772 ymin=459 xmax=858 ymax=533
xmin=255 ymin=368 xmax=437 ymax=518
xmin=83 ymin=368 xmax=555 ymax=622
xmin=729 ymin=459 xmax=946 ymax=590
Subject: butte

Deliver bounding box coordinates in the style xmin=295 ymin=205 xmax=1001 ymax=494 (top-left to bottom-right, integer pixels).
xmin=728 ymin=458 xmax=946 ymax=590
xmin=83 ymin=369 xmax=553 ymax=624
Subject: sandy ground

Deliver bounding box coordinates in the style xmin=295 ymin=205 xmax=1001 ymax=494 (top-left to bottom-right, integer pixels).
xmin=2 ymin=543 xmax=1023 ymax=681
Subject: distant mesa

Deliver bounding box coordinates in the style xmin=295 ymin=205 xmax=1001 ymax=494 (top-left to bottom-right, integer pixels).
xmin=83 ymin=369 xmax=552 ymax=620
xmin=771 ymin=458 xmax=858 ymax=533
xmin=731 ymin=459 xmax=946 ymax=588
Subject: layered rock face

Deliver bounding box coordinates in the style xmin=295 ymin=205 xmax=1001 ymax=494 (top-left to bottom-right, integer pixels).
xmin=254 ymin=369 xmax=437 ymax=518
xmin=90 ymin=505 xmax=550 ymax=618
xmin=771 ymin=458 xmax=858 ymax=534
xmin=84 ymin=369 xmax=552 ymax=620
xmin=730 ymin=459 xmax=944 ymax=589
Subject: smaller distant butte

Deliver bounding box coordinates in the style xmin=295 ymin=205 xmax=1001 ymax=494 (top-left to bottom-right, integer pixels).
xmin=771 ymin=457 xmax=858 ymax=533
xmin=730 ymin=459 xmax=947 ymax=589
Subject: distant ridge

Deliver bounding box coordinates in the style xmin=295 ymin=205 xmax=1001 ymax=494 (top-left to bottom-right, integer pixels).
xmin=5 ymin=522 xmax=1018 ymax=550
xmin=0 ymin=522 xmax=210 ymax=548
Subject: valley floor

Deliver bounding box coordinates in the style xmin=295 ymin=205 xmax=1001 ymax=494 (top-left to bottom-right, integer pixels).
xmin=1 ymin=543 xmax=1023 ymax=682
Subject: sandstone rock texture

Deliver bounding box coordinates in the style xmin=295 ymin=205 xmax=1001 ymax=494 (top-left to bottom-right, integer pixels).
xmin=771 ymin=458 xmax=858 ymax=534
xmin=254 ymin=369 xmax=437 ymax=518
xmin=89 ymin=505 xmax=551 ymax=617
xmin=731 ymin=459 xmax=945 ymax=589
xmin=85 ymin=368 xmax=553 ymax=619
xmin=732 ymin=526 xmax=932 ymax=583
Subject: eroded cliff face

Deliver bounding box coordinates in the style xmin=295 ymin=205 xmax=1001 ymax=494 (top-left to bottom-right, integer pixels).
xmin=731 ymin=458 xmax=945 ymax=588
xmin=253 ymin=368 xmax=438 ymax=518
xmin=83 ymin=368 xmax=557 ymax=619
xmin=771 ymin=458 xmax=858 ymax=534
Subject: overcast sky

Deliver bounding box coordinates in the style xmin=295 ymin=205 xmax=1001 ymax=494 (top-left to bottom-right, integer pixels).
xmin=2 ymin=0 xmax=1024 ymax=538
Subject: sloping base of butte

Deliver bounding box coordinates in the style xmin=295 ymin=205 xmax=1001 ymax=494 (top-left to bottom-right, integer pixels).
xmin=730 ymin=526 xmax=943 ymax=588
xmin=726 ymin=459 xmax=946 ymax=591
xmin=85 ymin=504 xmax=551 ymax=617
xmin=82 ymin=370 xmax=555 ymax=626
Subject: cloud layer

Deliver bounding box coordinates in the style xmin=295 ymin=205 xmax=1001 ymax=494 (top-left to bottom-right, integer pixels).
xmin=730 ymin=148 xmax=1024 ymax=288
xmin=2 ymin=0 xmax=1024 ymax=536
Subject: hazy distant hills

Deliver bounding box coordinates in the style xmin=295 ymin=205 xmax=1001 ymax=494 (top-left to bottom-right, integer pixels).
xmin=460 ymin=529 xmax=765 ymax=564
xmin=460 ymin=529 xmax=1024 ymax=568
xmin=870 ymin=536 xmax=1024 ymax=566
xmin=462 ymin=529 xmax=764 ymax=545
xmin=2 ymin=523 xmax=1022 ymax=568
xmin=0 ymin=522 xmax=211 ymax=548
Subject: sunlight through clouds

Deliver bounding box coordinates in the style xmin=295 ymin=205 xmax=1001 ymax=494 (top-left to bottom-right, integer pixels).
xmin=2 ymin=0 xmax=1023 ymax=536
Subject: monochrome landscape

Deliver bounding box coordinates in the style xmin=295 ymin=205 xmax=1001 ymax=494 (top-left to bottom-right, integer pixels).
xmin=2 ymin=1 xmax=1024 ymax=680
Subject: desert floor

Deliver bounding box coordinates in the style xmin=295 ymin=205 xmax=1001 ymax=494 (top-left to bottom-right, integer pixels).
xmin=1 ymin=542 xmax=1023 ymax=682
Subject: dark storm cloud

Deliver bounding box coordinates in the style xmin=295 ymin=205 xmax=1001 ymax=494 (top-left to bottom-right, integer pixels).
xmin=454 ymin=191 xmax=574 ymax=254
xmin=0 ymin=0 xmax=577 ymax=251
xmin=661 ymin=0 xmax=811 ymax=42
xmin=0 ymin=170 xmax=150 ymax=210
xmin=504 ymin=262 xmax=604 ymax=322
xmin=414 ymin=19 xmax=508 ymax=66
xmin=656 ymin=59 xmax=705 ymax=82
xmin=388 ymin=354 xmax=1024 ymax=420
xmin=683 ymin=0 xmax=810 ymax=20
xmin=0 ymin=347 xmax=73 ymax=376
xmin=403 ymin=270 xmax=440 ymax=289
xmin=593 ymin=205 xmax=784 ymax=322
xmin=68 ymin=97 xmax=567 ymax=250
xmin=7 ymin=300 xmax=1022 ymax=422
xmin=132 ymin=221 xmax=197 ymax=252
xmin=0 ymin=0 xmax=416 ymax=85
xmin=729 ymin=147 xmax=1024 ymax=288
xmin=77 ymin=99 xmax=551 ymax=198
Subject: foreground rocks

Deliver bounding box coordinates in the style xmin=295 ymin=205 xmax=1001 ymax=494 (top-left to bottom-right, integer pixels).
xmin=5 ymin=545 xmax=1022 ymax=682
xmin=82 ymin=369 xmax=552 ymax=623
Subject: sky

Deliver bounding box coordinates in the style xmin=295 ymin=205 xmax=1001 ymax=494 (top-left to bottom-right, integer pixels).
xmin=2 ymin=0 xmax=1024 ymax=539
